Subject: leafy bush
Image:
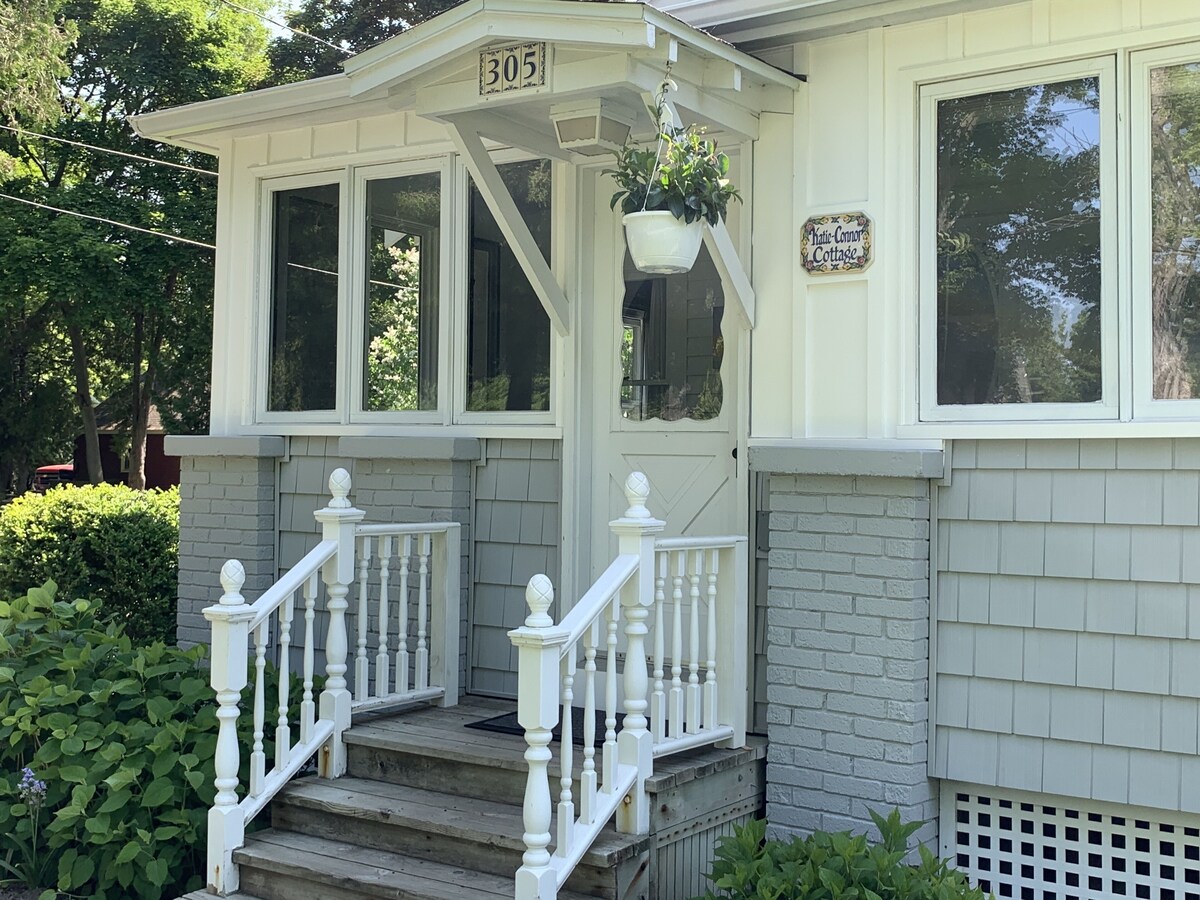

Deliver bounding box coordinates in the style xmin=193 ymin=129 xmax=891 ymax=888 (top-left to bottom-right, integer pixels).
xmin=0 ymin=484 xmax=179 ymax=643
xmin=700 ymin=811 xmax=990 ymax=900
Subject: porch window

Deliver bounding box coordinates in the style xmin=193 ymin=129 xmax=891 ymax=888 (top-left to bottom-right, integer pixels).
xmin=620 ymin=246 xmax=724 ymax=422
xmin=363 ymin=172 xmax=441 ymax=412
xmin=267 ymin=182 xmax=341 ymax=412
xmin=466 ymin=159 xmax=552 ymax=413
xmin=924 ymin=62 xmax=1113 ymax=421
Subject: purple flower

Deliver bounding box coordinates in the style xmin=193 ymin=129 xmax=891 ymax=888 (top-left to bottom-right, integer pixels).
xmin=18 ymin=767 xmax=47 ymax=809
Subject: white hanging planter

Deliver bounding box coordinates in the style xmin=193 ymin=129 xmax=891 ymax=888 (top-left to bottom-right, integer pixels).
xmin=622 ymin=210 xmax=704 ymax=275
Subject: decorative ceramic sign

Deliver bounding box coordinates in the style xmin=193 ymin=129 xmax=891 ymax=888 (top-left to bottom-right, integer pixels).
xmin=479 ymin=42 xmax=547 ymax=96
xmin=801 ymin=212 xmax=873 ymax=274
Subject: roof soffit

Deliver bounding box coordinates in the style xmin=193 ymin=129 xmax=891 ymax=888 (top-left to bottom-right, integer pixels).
xmin=131 ymin=0 xmax=800 ymax=152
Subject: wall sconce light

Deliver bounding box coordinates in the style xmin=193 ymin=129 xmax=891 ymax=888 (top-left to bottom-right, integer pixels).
xmin=549 ymin=99 xmax=635 ymax=155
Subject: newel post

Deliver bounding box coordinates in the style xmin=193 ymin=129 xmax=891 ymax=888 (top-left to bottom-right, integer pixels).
xmin=314 ymin=468 xmax=365 ymax=778
xmin=611 ymin=472 xmax=665 ymax=835
xmin=510 ymin=575 xmax=568 ymax=900
xmin=202 ymin=560 xmax=256 ymax=894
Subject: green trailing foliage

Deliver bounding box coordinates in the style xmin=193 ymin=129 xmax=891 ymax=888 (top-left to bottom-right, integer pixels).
xmin=0 ymin=583 xmax=305 ymax=899
xmin=0 ymin=484 xmax=179 ymax=643
xmin=699 ymin=811 xmax=991 ymax=900
xmin=607 ymin=118 xmax=740 ymax=227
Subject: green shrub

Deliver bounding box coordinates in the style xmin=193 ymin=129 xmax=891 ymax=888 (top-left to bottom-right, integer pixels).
xmin=700 ymin=811 xmax=990 ymax=900
xmin=0 ymin=484 xmax=179 ymax=643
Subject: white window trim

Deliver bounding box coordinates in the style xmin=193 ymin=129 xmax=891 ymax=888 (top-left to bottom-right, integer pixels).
xmin=251 ymin=150 xmax=561 ymax=429
xmin=917 ymin=56 xmax=1121 ymax=424
xmin=348 ymin=157 xmax=451 ymax=426
xmin=255 ymin=168 xmax=350 ymax=426
xmin=1130 ymin=40 xmax=1200 ymax=420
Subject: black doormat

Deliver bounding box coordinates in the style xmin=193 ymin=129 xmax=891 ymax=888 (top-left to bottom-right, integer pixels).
xmin=465 ymin=707 xmax=625 ymax=747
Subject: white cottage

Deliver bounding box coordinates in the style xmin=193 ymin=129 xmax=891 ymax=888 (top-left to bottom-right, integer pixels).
xmin=134 ymin=1 xmax=1200 ymax=898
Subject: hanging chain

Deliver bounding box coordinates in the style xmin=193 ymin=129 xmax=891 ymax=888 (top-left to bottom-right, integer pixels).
xmin=640 ymin=63 xmax=675 ymax=213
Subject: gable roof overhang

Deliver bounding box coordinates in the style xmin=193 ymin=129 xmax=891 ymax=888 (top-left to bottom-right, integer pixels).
xmin=131 ymin=0 xmax=802 ymax=334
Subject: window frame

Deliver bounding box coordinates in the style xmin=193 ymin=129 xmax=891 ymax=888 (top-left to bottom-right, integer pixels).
xmin=1130 ymin=40 xmax=1200 ymax=420
xmin=348 ymin=157 xmax=452 ymax=426
xmin=917 ymin=56 xmax=1121 ymax=424
xmin=252 ymin=151 xmax=558 ymax=429
xmin=255 ymin=168 xmax=351 ymax=426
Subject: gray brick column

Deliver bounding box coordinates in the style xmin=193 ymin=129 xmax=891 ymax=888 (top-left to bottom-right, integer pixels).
xmin=168 ymin=436 xmax=283 ymax=648
xmin=752 ymin=447 xmax=942 ymax=851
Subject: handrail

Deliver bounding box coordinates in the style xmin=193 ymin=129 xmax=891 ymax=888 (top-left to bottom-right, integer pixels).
xmin=555 ymin=553 xmax=639 ymax=652
xmin=355 ymin=522 xmax=460 ymax=536
xmin=246 ymin=539 xmax=337 ymax=632
xmin=510 ymin=472 xmax=749 ymax=900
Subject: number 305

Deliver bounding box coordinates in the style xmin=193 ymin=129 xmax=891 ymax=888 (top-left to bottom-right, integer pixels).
xmin=480 ymin=43 xmax=544 ymax=95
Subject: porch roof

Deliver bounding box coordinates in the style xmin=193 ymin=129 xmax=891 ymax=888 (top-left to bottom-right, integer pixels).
xmin=130 ymin=0 xmax=801 ymax=154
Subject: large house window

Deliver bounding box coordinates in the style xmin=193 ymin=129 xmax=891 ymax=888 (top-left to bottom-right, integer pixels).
xmin=921 ymin=60 xmax=1116 ymax=422
xmin=267 ymin=181 xmax=341 ymax=412
xmin=1146 ymin=58 xmax=1200 ymax=402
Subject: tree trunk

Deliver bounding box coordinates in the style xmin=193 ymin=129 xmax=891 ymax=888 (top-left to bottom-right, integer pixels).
xmin=127 ymin=271 xmax=174 ymax=490
xmin=66 ymin=318 xmax=103 ymax=484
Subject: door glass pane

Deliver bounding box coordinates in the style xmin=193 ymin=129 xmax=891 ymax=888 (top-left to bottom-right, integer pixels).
xmin=619 ymin=246 xmax=724 ymax=422
xmin=364 ymin=172 xmax=440 ymax=411
xmin=466 ymin=159 xmax=552 ymax=412
xmin=935 ymin=77 xmax=1103 ymax=405
xmin=269 ymin=183 xmax=340 ymax=411
xmin=1150 ymin=62 xmax=1200 ymax=400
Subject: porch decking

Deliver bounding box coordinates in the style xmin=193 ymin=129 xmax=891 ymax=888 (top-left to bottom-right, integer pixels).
xmin=183 ymin=697 xmax=764 ymax=900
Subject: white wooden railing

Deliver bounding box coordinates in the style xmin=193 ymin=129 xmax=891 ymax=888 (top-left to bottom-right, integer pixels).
xmin=509 ymin=472 xmax=748 ymax=900
xmin=202 ymin=469 xmax=461 ymax=894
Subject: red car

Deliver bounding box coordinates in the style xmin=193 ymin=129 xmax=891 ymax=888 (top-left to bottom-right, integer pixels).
xmin=31 ymin=464 xmax=75 ymax=493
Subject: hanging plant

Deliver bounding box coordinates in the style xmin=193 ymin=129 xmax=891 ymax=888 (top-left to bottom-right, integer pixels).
xmin=605 ymin=89 xmax=741 ymax=275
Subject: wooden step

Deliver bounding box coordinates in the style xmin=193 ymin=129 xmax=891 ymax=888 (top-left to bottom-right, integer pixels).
xmin=234 ymin=829 xmax=597 ymax=900
xmin=270 ymin=776 xmax=651 ymax=899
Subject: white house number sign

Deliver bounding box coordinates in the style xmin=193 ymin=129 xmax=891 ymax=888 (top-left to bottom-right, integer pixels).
xmin=800 ymin=212 xmax=873 ymax=274
xmin=479 ymin=42 xmax=547 ymax=96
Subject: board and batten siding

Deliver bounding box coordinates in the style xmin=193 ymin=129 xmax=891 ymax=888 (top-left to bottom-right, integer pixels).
xmin=933 ymin=438 xmax=1200 ymax=814
xmin=471 ymin=438 xmax=561 ymax=698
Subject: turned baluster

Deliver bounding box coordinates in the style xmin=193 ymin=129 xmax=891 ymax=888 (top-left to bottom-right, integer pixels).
xmin=416 ymin=533 xmax=431 ymax=691
xmin=602 ymin=600 xmax=619 ymax=792
xmin=354 ymin=535 xmax=371 ymax=702
xmin=669 ymin=551 xmax=685 ymax=739
xmin=687 ymin=551 xmax=702 ymax=734
xmin=276 ymin=593 xmax=293 ymax=769
xmin=580 ymin=623 xmax=598 ymax=825
xmin=395 ymin=535 xmax=412 ymax=694
xmin=651 ymin=553 xmax=667 ymax=743
xmin=250 ymin=620 xmax=267 ymax=796
xmin=704 ymin=549 xmax=719 ymax=730
xmin=557 ymin=645 xmax=576 ymax=857
xmin=376 ymin=536 xmax=392 ymax=697
xmin=300 ymin=573 xmax=317 ymax=745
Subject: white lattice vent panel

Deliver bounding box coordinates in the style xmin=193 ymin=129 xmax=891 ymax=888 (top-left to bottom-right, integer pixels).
xmin=944 ymin=785 xmax=1200 ymax=900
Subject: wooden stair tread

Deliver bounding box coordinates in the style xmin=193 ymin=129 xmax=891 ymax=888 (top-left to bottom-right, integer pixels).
xmin=177 ymin=892 xmax=260 ymax=900
xmin=235 ymin=829 xmax=595 ymax=900
xmin=276 ymin=776 xmax=648 ymax=865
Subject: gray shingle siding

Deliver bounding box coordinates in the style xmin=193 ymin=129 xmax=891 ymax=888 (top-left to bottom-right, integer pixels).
xmin=933 ymin=438 xmax=1200 ymax=815
xmin=765 ymin=472 xmax=936 ymax=849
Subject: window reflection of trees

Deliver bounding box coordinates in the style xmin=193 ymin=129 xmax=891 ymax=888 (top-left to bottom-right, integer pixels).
xmin=1150 ymin=62 xmax=1200 ymax=400
xmin=620 ymin=247 xmax=724 ymax=422
xmin=935 ymin=78 xmax=1103 ymax=406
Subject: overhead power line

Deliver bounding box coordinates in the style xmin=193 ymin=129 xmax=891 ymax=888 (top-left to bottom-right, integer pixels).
xmin=215 ymin=0 xmax=354 ymax=56
xmin=0 ymin=124 xmax=217 ymax=176
xmin=0 ymin=192 xmax=216 ymax=250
